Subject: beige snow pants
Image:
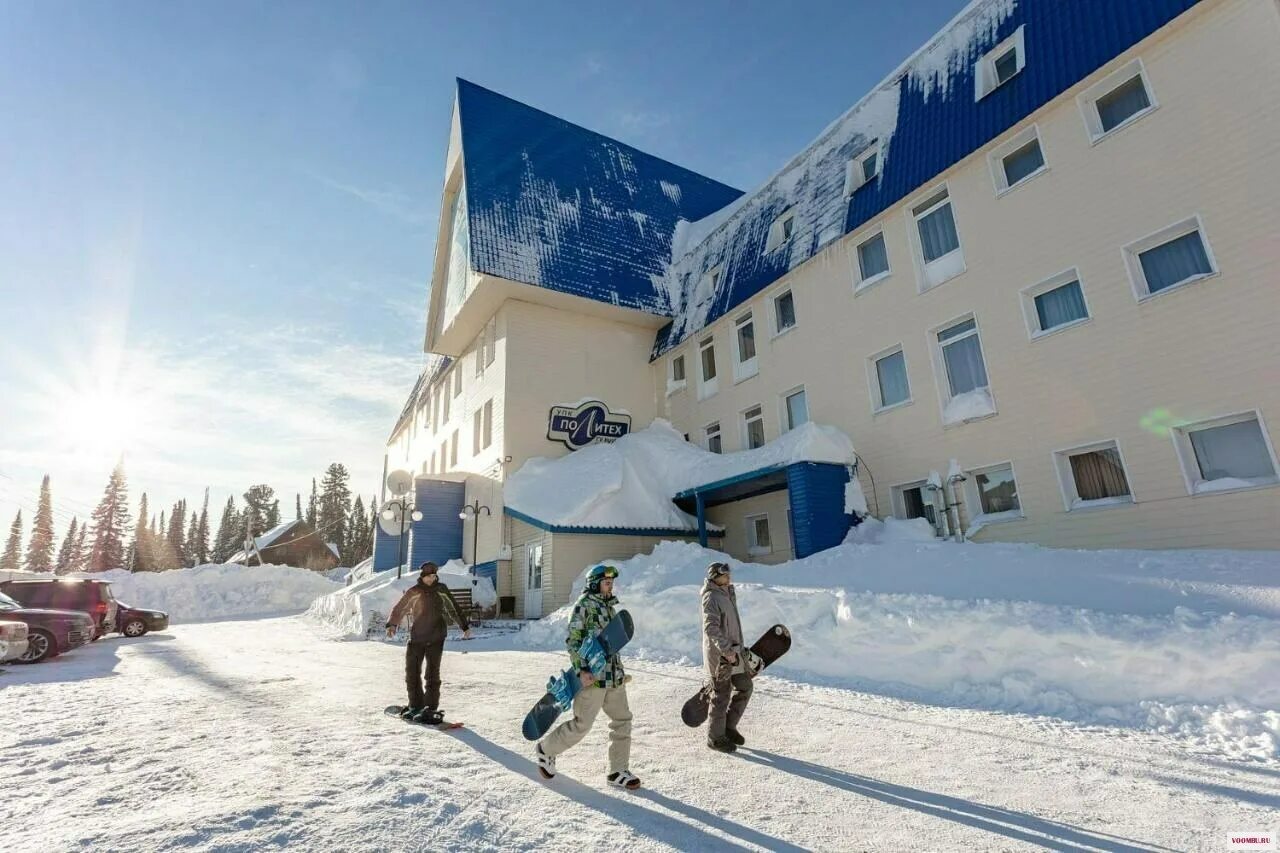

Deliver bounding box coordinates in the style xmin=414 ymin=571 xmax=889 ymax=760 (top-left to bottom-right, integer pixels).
xmin=540 ymin=684 xmax=632 ymax=773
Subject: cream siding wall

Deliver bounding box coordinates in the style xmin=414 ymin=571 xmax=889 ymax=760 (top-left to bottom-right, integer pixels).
xmin=706 ymin=490 xmax=794 ymax=564
xmin=659 ymin=0 xmax=1280 ymax=550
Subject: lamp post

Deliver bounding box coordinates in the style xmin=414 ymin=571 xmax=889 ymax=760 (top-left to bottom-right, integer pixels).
xmin=458 ymin=500 xmax=491 ymax=574
xmin=382 ymin=499 xmax=423 ymax=579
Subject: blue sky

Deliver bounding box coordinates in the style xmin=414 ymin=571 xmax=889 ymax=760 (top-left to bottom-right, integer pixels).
xmin=0 ymin=0 xmax=964 ymax=549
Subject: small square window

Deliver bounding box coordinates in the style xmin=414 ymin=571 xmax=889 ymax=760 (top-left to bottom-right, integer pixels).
xmin=1122 ymin=216 xmax=1217 ymax=300
xmin=783 ymin=388 xmax=808 ymax=431
xmin=870 ymin=348 xmax=910 ymax=411
xmin=855 ymin=231 xmax=891 ymax=289
xmin=1002 ymin=138 xmax=1044 ymax=187
xmin=1079 ymin=58 xmax=1157 ymax=142
xmin=988 ymin=125 xmax=1048 ymax=195
xmin=973 ymin=464 xmax=1021 ymax=516
xmin=773 ymin=290 xmax=796 ymax=334
xmin=671 ymin=354 xmax=685 ymax=382
xmin=1020 ymin=268 xmax=1090 ymax=339
xmin=1054 ymin=441 xmax=1133 ymax=510
xmin=975 ymin=27 xmax=1025 ymax=100
xmin=1172 ymin=413 xmax=1279 ymax=495
xmin=705 ymin=422 xmax=722 ymax=454
xmin=1096 ymin=75 xmax=1151 ymax=133
xmin=994 ymin=48 xmax=1018 ymax=85
xmin=743 ymin=405 xmax=765 ymax=450
xmin=844 ymin=145 xmax=881 ymax=195
xmin=746 ymin=513 xmax=772 ymax=555
xmin=765 ymin=210 xmax=796 ymax=253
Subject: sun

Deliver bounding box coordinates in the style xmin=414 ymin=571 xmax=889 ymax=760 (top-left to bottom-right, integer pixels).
xmin=56 ymin=385 xmax=149 ymax=458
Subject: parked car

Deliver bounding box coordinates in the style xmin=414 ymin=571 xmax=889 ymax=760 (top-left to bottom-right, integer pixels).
xmin=0 ymin=590 xmax=95 ymax=663
xmin=0 ymin=619 xmax=30 ymax=663
xmin=115 ymin=602 xmax=169 ymax=637
xmin=0 ymin=578 xmax=118 ymax=638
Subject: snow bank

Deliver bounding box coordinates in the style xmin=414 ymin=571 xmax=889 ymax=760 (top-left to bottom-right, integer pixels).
xmin=519 ymin=537 xmax=1280 ymax=759
xmin=306 ymin=566 xmax=496 ymax=639
xmin=82 ymin=564 xmax=341 ymax=623
xmin=506 ymin=419 xmax=855 ymax=530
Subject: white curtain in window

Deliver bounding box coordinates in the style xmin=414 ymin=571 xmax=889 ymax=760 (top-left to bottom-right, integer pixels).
xmin=1034 ymin=281 xmax=1087 ymax=330
xmin=942 ymin=335 xmax=988 ymax=396
xmin=1139 ymin=232 xmax=1211 ymax=293
xmin=876 ymin=351 xmax=909 ymax=406
xmin=917 ymin=204 xmax=959 ymax=263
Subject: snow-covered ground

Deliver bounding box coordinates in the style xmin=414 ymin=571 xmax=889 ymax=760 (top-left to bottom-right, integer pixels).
xmin=3 ymin=615 xmax=1277 ymax=852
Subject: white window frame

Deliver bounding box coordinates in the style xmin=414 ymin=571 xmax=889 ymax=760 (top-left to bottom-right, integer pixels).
xmin=781 ymin=385 xmax=808 ymax=433
xmin=890 ymin=479 xmax=940 ymax=531
xmin=481 ymin=399 xmax=493 ymax=451
xmin=1019 ymin=267 xmax=1091 ymax=340
xmin=765 ymin=209 xmax=796 ymax=254
xmin=1077 ymin=57 xmax=1158 ymax=145
xmin=843 ymin=143 xmax=881 ymax=196
xmin=697 ymin=336 xmax=719 ymax=400
xmin=474 ymin=330 xmax=486 ymax=377
xmin=453 ymin=366 xmax=462 ymax=398
xmin=442 ymin=382 xmax=451 ymax=422
xmin=866 ymin=344 xmax=913 ymax=414
xmin=666 ymin=350 xmax=687 ymax=396
xmin=1121 ymin=215 xmax=1219 ymax=302
xmin=704 ymin=421 xmax=722 ymax=454
xmin=1170 ymin=410 xmax=1280 ymax=497
xmin=1052 ymin=438 xmax=1136 ymax=512
xmin=732 ymin=311 xmax=759 ymax=383
xmin=929 ymin=313 xmax=996 ymax=425
xmin=906 ymin=184 xmax=966 ymax=293
xmin=450 ymin=429 xmax=459 ymax=467
xmin=741 ymin=404 xmax=766 ymax=451
xmin=484 ymin=317 xmax=497 ymax=367
xmin=745 ymin=512 xmax=773 ymax=557
xmin=851 ymin=225 xmax=892 ymax=294
xmin=473 ymin=408 xmax=483 ymax=455
xmin=987 ymin=124 xmax=1048 ymax=196
xmin=962 ymin=460 xmax=1025 ymax=528
xmin=975 ymin=26 xmax=1026 ymax=100
xmin=771 ymin=287 xmax=797 ymax=338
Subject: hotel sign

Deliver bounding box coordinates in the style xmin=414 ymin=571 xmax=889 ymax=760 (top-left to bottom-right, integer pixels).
xmin=547 ymin=400 xmax=632 ymax=451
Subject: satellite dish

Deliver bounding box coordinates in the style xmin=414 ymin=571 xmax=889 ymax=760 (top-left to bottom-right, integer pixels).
xmin=386 ymin=469 xmax=414 ymax=496
xmin=378 ymin=504 xmax=405 ymax=537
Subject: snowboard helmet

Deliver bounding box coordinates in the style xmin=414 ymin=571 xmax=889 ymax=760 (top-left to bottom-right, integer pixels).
xmin=585 ymin=564 xmax=619 ymax=594
xmin=706 ymin=561 xmax=732 ymax=582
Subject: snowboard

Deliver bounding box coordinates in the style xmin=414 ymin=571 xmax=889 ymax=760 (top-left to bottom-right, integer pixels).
xmin=680 ymin=624 xmax=791 ymax=728
xmin=522 ymin=609 xmax=634 ymax=741
xmin=384 ymin=705 xmax=465 ymax=731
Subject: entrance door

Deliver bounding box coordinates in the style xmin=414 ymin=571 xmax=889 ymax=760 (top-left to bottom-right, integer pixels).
xmin=524 ymin=543 xmax=544 ymax=619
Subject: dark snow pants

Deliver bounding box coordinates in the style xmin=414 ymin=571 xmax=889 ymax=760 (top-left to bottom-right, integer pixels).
xmin=405 ymin=640 xmax=444 ymax=709
xmin=708 ymin=662 xmax=753 ymax=738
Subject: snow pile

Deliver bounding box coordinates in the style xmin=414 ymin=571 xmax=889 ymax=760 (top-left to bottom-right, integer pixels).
xmin=306 ymin=564 xmax=496 ymax=639
xmin=520 ymin=537 xmax=1280 ymax=759
xmin=81 ymin=563 xmax=341 ymax=623
xmin=506 ymin=419 xmax=855 ymax=530
xmin=942 ymin=387 xmax=997 ymax=424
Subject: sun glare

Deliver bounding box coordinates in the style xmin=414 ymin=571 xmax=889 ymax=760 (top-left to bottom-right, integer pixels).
xmin=57 ymin=386 xmax=148 ymax=457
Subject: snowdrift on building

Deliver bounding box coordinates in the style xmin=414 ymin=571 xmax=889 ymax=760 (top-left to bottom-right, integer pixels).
xmin=79 ymin=563 xmax=342 ymax=623
xmin=306 ymin=560 xmax=497 ymax=639
xmin=520 ymin=525 xmax=1280 ymax=759
xmin=505 ymin=419 xmax=860 ymax=530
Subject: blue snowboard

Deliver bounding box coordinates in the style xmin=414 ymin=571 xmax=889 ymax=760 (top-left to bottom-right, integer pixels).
xmin=521 ymin=609 xmax=634 ymax=741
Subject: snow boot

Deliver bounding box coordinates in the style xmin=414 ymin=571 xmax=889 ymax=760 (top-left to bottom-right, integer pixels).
xmin=413 ymin=708 xmax=444 ymax=725
xmin=707 ymin=735 xmax=737 ymax=754
xmin=607 ymin=770 xmax=641 ymax=790
xmin=535 ymin=743 xmax=556 ymax=779
xmin=399 ymin=706 xmax=422 ymax=720
xmin=726 ymin=727 xmax=745 ymax=747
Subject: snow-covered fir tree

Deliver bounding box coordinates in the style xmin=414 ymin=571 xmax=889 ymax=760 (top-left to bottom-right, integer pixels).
xmin=55 ymin=517 xmax=79 ymax=574
xmin=24 ymin=474 xmax=56 ymax=573
xmin=88 ymin=464 xmax=131 ymax=572
xmin=1 ymin=510 xmax=22 ymax=572
xmin=72 ymin=522 xmax=90 ymax=572
xmin=166 ymin=500 xmax=186 ymax=568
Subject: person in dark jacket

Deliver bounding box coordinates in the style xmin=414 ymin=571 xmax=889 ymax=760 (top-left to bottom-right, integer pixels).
xmin=702 ymin=561 xmax=752 ymax=753
xmin=385 ymin=561 xmax=472 ymax=723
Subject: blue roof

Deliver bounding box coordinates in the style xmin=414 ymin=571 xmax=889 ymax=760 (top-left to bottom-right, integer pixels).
xmin=650 ymin=0 xmax=1201 ymax=358
xmin=456 ymin=79 xmax=744 ymax=315
xmin=505 ymin=506 xmax=723 ymax=538
xmin=389 ymin=354 xmax=452 ymax=441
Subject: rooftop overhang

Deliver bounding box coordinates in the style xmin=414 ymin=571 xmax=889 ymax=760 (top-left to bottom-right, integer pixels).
xmin=506 ymin=506 xmax=722 ymax=538
xmin=672 ymin=464 xmax=791 ymax=512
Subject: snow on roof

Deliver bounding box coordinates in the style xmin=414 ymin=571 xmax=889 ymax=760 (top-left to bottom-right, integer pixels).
xmin=389 ymin=355 xmax=452 ymax=441
xmin=504 ymin=420 xmax=854 ymax=531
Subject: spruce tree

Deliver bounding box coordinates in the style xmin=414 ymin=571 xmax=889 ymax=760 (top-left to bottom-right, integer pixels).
xmin=165 ymin=500 xmax=186 ymax=568
xmin=193 ymin=490 xmax=210 ymax=565
xmin=1 ymin=511 xmax=22 ymax=573
xmin=306 ymin=479 xmax=318 ymax=528
xmin=240 ymin=484 xmax=276 ymax=545
xmin=295 ymin=493 xmax=303 ymax=522
xmin=213 ymin=497 xmax=237 ymax=562
xmin=266 ymin=498 xmax=281 ymax=531
xmin=24 ymin=475 xmax=56 ymax=572
xmin=131 ymin=493 xmax=151 ymax=572
xmin=55 ymin=517 xmax=79 ymax=574
xmin=73 ymin=523 xmax=90 ymax=572
xmin=345 ymin=495 xmax=367 ymax=566
xmin=317 ymin=463 xmax=352 ymax=561
xmin=88 ymin=464 xmax=131 ymax=572
xmin=185 ymin=511 xmax=199 ymax=568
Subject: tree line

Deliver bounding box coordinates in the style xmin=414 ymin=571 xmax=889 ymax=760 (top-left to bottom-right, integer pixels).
xmin=0 ymin=463 xmax=376 ymax=575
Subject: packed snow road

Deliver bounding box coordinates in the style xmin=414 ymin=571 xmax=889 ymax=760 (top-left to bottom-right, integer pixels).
xmin=2 ymin=618 xmax=1275 ymax=852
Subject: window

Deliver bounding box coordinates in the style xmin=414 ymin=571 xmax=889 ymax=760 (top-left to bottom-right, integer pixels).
xmin=433 ymin=387 xmax=441 ymax=426
xmin=975 ymin=26 xmax=1025 ymax=99
xmin=854 ymin=230 xmax=890 ymax=290
xmin=1122 ymin=216 xmax=1217 ymax=300
xmin=765 ymin=209 xmax=796 ymax=253
xmin=965 ymin=462 xmax=1023 ymax=523
xmin=844 ymin=144 xmax=880 ymax=195
xmin=482 ymin=399 xmax=493 ymax=450
xmin=1054 ymin=440 xmax=1133 ymax=510
xmin=909 ymin=187 xmax=964 ymax=290
xmin=892 ymin=482 xmax=938 ymax=529
xmin=1172 ymin=412 xmax=1278 ymax=495
xmin=773 ymin=289 xmax=796 ymax=335
xmin=742 ymin=405 xmax=765 ymax=450
xmin=442 ymin=386 xmax=451 ymax=423
xmin=745 ymin=513 xmax=772 ymax=556
xmin=783 ymin=387 xmax=808 ymax=432
xmin=869 ymin=346 xmax=911 ymax=411
xmin=1079 ymin=58 xmax=1156 ymax=142
xmin=440 ymin=439 xmax=449 ymax=472
xmin=733 ymin=312 xmax=758 ymax=381
xmin=668 ymin=352 xmax=687 ymax=395
xmin=454 ymin=367 xmax=462 ymax=397
xmin=474 ymin=330 xmax=486 ymax=377
xmin=485 ymin=317 xmax=496 ymax=367
xmin=1020 ymin=269 xmax=1090 ymax=338
xmin=473 ymin=408 xmax=483 ymax=455
xmin=705 ymin=422 xmax=722 ymax=454
xmin=935 ymin=318 xmax=992 ymax=423
xmin=429 ymin=451 xmax=436 ymax=475
xmin=450 ymin=429 xmax=459 ymax=467
xmin=988 ymin=125 xmax=1047 ymax=195
xmin=698 ymin=336 xmax=718 ymax=400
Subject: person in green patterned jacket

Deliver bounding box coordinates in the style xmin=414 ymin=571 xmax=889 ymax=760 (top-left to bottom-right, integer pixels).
xmin=535 ymin=564 xmax=640 ymax=790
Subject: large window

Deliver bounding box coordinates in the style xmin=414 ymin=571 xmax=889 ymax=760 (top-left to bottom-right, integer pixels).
xmin=934 ymin=317 xmax=993 ymax=423
xmin=910 ymin=187 xmax=964 ymax=290
xmin=733 ymin=312 xmax=758 ymax=381
xmin=773 ymin=289 xmax=796 ymax=335
xmin=869 ymin=346 xmax=910 ymax=411
xmin=745 ymin=513 xmax=772 ymax=556
xmin=966 ymin=463 xmax=1023 ymax=523
xmin=783 ymin=387 xmax=808 ymax=432
xmin=442 ymin=382 xmax=451 ymax=422
xmin=855 ymin=230 xmax=890 ymax=291
xmin=1123 ymin=217 xmax=1217 ymax=300
xmin=1021 ymin=269 xmax=1090 ymax=338
xmin=1079 ymin=58 xmax=1156 ymax=142
xmin=742 ymin=405 xmax=766 ymax=450
xmin=1172 ymin=412 xmax=1278 ymax=495
xmin=698 ymin=336 xmax=718 ymax=400
xmin=473 ymin=408 xmax=483 ymax=455
xmin=1055 ymin=440 xmax=1133 ymax=510
xmin=705 ymin=422 xmax=722 ymax=454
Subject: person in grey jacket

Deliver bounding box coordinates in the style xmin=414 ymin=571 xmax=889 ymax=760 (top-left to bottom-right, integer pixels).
xmin=701 ymin=561 xmax=752 ymax=753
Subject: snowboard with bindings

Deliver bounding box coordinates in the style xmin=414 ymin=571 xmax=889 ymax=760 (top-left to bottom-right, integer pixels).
xmin=680 ymin=624 xmax=791 ymax=727
xmin=384 ymin=705 xmax=465 ymax=731
xmin=522 ymin=609 xmax=634 ymax=741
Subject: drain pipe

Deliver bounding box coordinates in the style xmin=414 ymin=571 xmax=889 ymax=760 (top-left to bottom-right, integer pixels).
xmin=946 ymin=459 xmax=967 ymax=543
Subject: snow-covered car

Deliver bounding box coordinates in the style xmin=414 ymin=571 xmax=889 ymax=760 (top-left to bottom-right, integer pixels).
xmin=115 ymin=603 xmax=169 ymax=637
xmin=0 ymin=590 xmax=96 ymax=663
xmin=0 ymin=619 xmax=30 ymax=663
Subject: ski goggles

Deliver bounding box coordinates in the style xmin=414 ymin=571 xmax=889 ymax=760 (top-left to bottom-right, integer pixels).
xmin=595 ymin=565 xmax=619 ymax=579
